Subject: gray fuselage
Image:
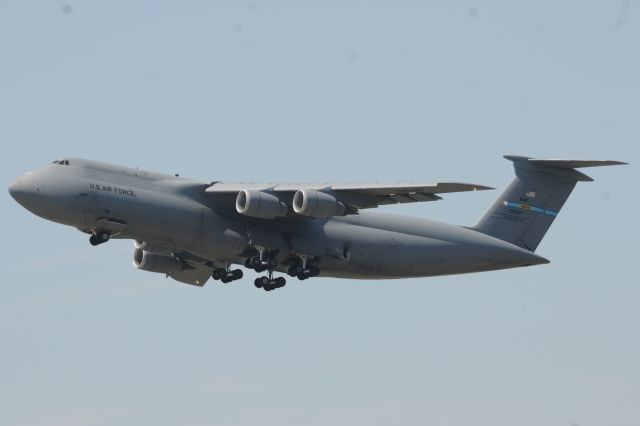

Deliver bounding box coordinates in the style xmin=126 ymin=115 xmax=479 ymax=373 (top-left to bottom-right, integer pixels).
xmin=8 ymin=158 xmax=548 ymax=280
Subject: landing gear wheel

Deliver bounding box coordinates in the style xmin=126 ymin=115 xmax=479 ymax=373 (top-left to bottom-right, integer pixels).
xmin=212 ymin=268 xmax=226 ymax=280
xmin=90 ymin=232 xmax=110 ymax=246
xmin=297 ymin=264 xmax=320 ymax=280
xmin=307 ymin=265 xmax=320 ymax=277
xmin=250 ymin=256 xmax=261 ymax=269
xmin=288 ymin=265 xmax=303 ymax=277
xmin=254 ymin=278 xmax=263 ymax=288
xmin=261 ymin=276 xmax=285 ymax=291
xmin=216 ymin=268 xmax=243 ymax=284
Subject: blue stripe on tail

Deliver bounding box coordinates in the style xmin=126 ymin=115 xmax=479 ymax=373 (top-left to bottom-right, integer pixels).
xmin=502 ymin=201 xmax=558 ymax=217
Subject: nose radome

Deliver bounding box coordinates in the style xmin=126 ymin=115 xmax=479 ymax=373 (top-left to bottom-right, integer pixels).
xmin=8 ymin=173 xmax=40 ymax=210
xmin=8 ymin=176 xmax=23 ymax=201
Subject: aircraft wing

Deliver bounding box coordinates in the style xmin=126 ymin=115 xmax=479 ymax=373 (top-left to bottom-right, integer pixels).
xmin=326 ymin=182 xmax=493 ymax=208
xmin=206 ymin=181 xmax=492 ymax=212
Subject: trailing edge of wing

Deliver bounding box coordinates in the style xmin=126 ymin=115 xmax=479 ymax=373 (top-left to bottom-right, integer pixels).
xmin=330 ymin=181 xmax=493 ymax=194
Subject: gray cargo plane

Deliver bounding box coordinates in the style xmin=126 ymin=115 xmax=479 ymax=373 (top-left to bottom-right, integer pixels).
xmin=8 ymin=156 xmax=624 ymax=291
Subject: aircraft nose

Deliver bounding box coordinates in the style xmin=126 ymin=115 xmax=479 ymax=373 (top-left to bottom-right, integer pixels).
xmin=8 ymin=173 xmax=40 ymax=210
xmin=8 ymin=176 xmax=24 ymax=201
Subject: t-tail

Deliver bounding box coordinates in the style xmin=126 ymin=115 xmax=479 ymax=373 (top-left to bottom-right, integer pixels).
xmin=474 ymin=155 xmax=626 ymax=252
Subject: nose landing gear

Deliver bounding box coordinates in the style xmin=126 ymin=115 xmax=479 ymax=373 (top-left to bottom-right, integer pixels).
xmin=89 ymin=231 xmax=110 ymax=246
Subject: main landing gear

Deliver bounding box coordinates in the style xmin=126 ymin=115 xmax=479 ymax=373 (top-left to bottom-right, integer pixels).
xmin=212 ymin=267 xmax=243 ymax=284
xmin=244 ymin=252 xmax=277 ymax=273
xmin=287 ymin=259 xmax=320 ymax=281
xmin=245 ymin=251 xmax=287 ymax=291
xmin=254 ymin=274 xmax=286 ymax=292
xmin=217 ymin=252 xmax=321 ymax=292
xmin=89 ymin=231 xmax=110 ymax=246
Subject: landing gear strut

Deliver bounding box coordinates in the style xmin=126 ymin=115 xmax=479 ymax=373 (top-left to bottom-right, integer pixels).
xmin=89 ymin=231 xmax=110 ymax=246
xmin=245 ymin=251 xmax=277 ymax=273
xmin=246 ymin=251 xmax=286 ymax=291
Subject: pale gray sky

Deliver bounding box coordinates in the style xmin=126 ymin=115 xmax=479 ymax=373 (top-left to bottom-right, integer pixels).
xmin=1 ymin=1 xmax=638 ymax=425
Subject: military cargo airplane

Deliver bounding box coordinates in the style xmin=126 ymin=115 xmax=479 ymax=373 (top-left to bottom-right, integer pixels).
xmin=8 ymin=156 xmax=624 ymax=291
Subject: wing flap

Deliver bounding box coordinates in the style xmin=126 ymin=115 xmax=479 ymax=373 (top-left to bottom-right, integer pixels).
xmin=331 ymin=181 xmax=491 ymax=193
xmin=410 ymin=192 xmax=443 ymax=202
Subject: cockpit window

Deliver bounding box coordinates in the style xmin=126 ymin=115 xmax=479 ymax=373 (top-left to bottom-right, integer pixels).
xmin=52 ymin=160 xmax=70 ymax=165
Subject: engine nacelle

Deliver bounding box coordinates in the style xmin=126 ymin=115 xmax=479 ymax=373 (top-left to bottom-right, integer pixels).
xmin=293 ymin=189 xmax=346 ymax=218
xmin=133 ymin=248 xmax=183 ymax=275
xmin=235 ymin=190 xmax=288 ymax=219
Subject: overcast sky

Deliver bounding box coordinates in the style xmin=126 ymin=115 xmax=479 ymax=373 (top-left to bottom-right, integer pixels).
xmin=1 ymin=1 xmax=638 ymax=425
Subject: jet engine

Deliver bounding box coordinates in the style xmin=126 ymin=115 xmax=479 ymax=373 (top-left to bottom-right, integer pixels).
xmin=293 ymin=189 xmax=346 ymax=218
xmin=235 ymin=190 xmax=288 ymax=219
xmin=133 ymin=248 xmax=210 ymax=286
xmin=133 ymin=248 xmax=183 ymax=275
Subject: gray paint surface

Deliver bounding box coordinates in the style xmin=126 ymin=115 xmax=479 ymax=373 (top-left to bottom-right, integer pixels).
xmin=8 ymin=156 xmax=622 ymax=287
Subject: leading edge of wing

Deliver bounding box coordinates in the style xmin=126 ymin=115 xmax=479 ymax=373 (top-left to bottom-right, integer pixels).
xmin=205 ymin=181 xmax=493 ymax=194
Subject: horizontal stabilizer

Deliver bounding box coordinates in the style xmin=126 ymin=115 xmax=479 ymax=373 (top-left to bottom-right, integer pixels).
xmin=526 ymin=159 xmax=627 ymax=168
xmin=503 ymin=155 xmax=627 ymax=182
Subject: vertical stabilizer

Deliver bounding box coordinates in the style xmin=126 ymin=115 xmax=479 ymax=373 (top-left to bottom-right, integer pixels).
xmin=474 ymin=156 xmax=625 ymax=252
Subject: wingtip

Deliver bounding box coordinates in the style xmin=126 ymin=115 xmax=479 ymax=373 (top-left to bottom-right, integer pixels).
xmin=503 ymin=154 xmax=531 ymax=162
